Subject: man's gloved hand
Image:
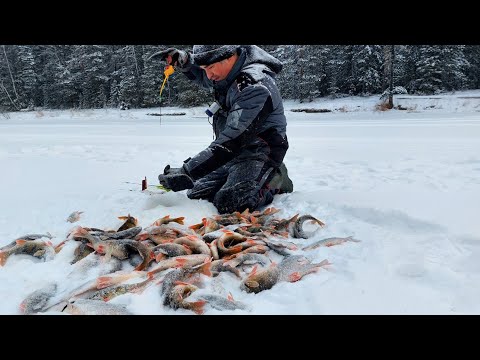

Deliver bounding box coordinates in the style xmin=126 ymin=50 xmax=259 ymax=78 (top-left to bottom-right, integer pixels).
xmin=158 ymin=164 xmax=194 ymax=192
xmin=149 ymin=48 xmax=189 ymax=67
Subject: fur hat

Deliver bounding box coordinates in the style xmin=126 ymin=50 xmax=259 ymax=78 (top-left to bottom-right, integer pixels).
xmin=192 ymin=45 xmax=240 ymax=66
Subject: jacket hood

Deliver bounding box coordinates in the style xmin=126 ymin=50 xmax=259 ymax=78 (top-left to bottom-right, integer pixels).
xmin=192 ymin=45 xmax=282 ymax=74
xmin=242 ymin=45 xmax=283 ymax=74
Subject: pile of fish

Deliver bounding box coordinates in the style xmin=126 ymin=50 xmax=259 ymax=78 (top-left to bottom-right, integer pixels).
xmin=1 ymin=207 xmax=360 ymax=315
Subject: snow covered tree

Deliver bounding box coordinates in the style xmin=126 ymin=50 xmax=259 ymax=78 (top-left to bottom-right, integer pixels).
xmin=1 ymin=45 xmax=479 ymax=111
xmin=326 ymin=45 xmax=356 ymax=96
xmin=351 ymin=45 xmax=383 ymax=95
xmin=273 ymin=45 xmax=298 ymax=100
xmin=464 ymin=45 xmax=480 ymax=89
xmin=296 ymin=46 xmax=329 ymax=102
xmin=140 ymin=46 xmax=164 ymax=108
xmin=0 ymin=45 xmax=20 ymax=110
xmin=411 ymin=46 xmax=443 ymax=94
xmin=15 ymin=46 xmax=37 ymax=109
xmin=439 ymin=45 xmax=468 ymax=91
xmin=169 ymin=45 xmax=211 ymax=107
xmin=109 ymin=46 xmax=142 ymax=108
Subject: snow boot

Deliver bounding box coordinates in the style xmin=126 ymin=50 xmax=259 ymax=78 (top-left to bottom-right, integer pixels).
xmin=268 ymin=162 xmax=293 ymax=194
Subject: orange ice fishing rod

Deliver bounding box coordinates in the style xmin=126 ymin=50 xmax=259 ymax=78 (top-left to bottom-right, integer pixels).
xmin=159 ymin=65 xmax=175 ymax=100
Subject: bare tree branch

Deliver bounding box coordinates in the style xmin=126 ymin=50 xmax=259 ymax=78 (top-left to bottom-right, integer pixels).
xmin=2 ymin=45 xmax=19 ymax=102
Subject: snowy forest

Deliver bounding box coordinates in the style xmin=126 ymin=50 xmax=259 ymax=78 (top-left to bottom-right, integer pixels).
xmin=0 ymin=45 xmax=479 ymax=111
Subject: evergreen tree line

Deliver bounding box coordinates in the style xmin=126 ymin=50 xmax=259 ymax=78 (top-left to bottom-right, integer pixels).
xmin=0 ymin=45 xmax=479 ymax=111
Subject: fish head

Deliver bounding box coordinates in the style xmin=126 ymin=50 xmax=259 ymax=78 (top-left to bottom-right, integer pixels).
xmin=241 ymin=279 xmax=260 ymax=293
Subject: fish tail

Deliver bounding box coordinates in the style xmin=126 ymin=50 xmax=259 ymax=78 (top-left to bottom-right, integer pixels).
xmin=134 ymin=263 xmax=146 ymax=271
xmin=190 ymin=300 xmax=206 ymax=315
xmin=198 ymin=262 xmax=212 ymax=277
xmin=54 ymin=240 xmax=67 ymax=253
xmin=19 ymin=300 xmax=26 ymax=313
xmin=155 ymin=253 xmax=166 ymax=262
xmin=316 ymin=259 xmax=332 ymax=268
xmin=173 ymin=217 xmax=185 ymax=225
xmin=347 ymin=236 xmax=361 ymax=242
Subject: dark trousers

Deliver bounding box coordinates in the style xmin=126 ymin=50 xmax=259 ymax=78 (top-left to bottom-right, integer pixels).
xmin=187 ymin=159 xmax=278 ymax=214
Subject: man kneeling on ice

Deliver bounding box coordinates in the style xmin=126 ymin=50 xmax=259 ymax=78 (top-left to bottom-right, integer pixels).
xmin=154 ymin=45 xmax=293 ymax=214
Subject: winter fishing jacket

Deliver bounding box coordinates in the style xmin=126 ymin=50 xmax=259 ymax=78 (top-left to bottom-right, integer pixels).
xmin=177 ymin=45 xmax=289 ymax=181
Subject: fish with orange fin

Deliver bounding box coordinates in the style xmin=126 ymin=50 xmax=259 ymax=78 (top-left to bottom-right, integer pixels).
xmin=240 ymin=255 xmax=331 ymax=293
xmin=173 ymin=235 xmax=211 ymax=255
xmin=189 ymin=219 xmax=206 ymax=235
xmin=225 ymin=253 xmax=271 ymax=269
xmin=19 ymin=283 xmax=58 ymax=314
xmin=0 ymin=232 xmax=53 ymax=251
xmin=222 ymin=245 xmax=269 ymax=259
xmin=249 ymin=207 xmax=281 ymax=225
xmin=71 ymin=242 xmax=95 ymax=264
xmin=136 ymin=225 xmax=190 ymax=244
xmin=96 ymin=270 xmax=146 ymax=289
xmin=262 ymin=238 xmax=298 ymax=255
xmin=152 ymin=243 xmax=193 ymax=261
xmin=98 ymin=239 xmax=154 ymax=271
xmin=215 ymin=230 xmax=249 ymax=255
xmin=292 ymin=215 xmax=326 ymax=239
xmin=88 ymin=277 xmax=154 ymax=302
xmin=166 ymin=283 xmax=206 ymax=315
xmin=203 ymin=217 xmax=221 ymax=234
xmin=302 ymin=236 xmax=360 ymax=250
xmin=66 ymin=211 xmax=84 ymax=223
xmin=117 ymin=214 xmax=138 ymax=231
xmin=65 ymin=299 xmax=132 ymax=315
xmin=159 ymin=268 xmax=207 ymax=314
xmin=195 ymin=293 xmax=249 ymax=311
xmin=269 ymin=213 xmax=300 ymax=232
xmin=92 ymin=226 xmax=143 ymax=240
xmin=212 ymin=212 xmax=247 ymax=226
xmin=159 ymin=267 xmax=206 ymax=307
xmin=151 ymin=215 xmax=185 ymax=226
xmin=147 ymin=254 xmax=211 ymax=278
xmin=0 ymin=239 xmax=55 ymax=266
xmin=192 ymin=258 xmax=241 ymax=278
xmin=209 ymin=239 xmax=219 ymax=260
xmin=53 ymin=239 xmax=69 ymax=254
xmin=201 ymin=223 xmax=251 ymax=242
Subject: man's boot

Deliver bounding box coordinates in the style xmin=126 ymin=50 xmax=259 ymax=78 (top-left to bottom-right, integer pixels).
xmin=268 ymin=162 xmax=293 ymax=194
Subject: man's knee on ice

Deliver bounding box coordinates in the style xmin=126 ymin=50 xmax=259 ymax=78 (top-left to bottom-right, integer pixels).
xmin=187 ymin=185 xmax=214 ymax=202
xmin=187 ymin=177 xmax=225 ymax=201
xmin=213 ymin=181 xmax=261 ymax=214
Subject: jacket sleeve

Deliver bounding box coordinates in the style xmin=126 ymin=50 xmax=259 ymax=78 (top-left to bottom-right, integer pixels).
xmin=183 ymin=81 xmax=272 ymax=180
xmin=177 ymin=53 xmax=213 ymax=89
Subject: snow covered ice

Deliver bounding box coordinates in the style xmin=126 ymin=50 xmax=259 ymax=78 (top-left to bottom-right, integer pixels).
xmin=1 ymin=91 xmax=479 ymax=314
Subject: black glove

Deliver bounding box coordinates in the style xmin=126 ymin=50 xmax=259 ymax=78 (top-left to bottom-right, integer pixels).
xmin=148 ymin=48 xmax=189 ymax=67
xmin=158 ymin=164 xmax=194 ymax=192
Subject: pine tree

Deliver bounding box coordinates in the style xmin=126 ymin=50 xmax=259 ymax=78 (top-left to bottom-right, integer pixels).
xmin=140 ymin=45 xmax=164 ymax=108
xmin=296 ymin=45 xmax=329 ymax=102
xmin=273 ymin=45 xmax=298 ymax=100
xmin=0 ymin=45 xmax=20 ymax=110
xmin=391 ymin=45 xmax=408 ymax=91
xmin=326 ymin=45 xmax=356 ymax=96
xmin=411 ymin=46 xmax=443 ymax=94
xmin=110 ymin=45 xmax=140 ymax=108
xmin=439 ymin=45 xmax=468 ymax=91
xmin=15 ymin=46 xmax=37 ymax=109
xmin=464 ymin=45 xmax=480 ymax=89
xmin=352 ymin=45 xmax=383 ymax=95
xmin=172 ymin=45 xmax=211 ymax=107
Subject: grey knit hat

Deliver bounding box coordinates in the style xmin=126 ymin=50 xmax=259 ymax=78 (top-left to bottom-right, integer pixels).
xmin=192 ymin=45 xmax=240 ymax=66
